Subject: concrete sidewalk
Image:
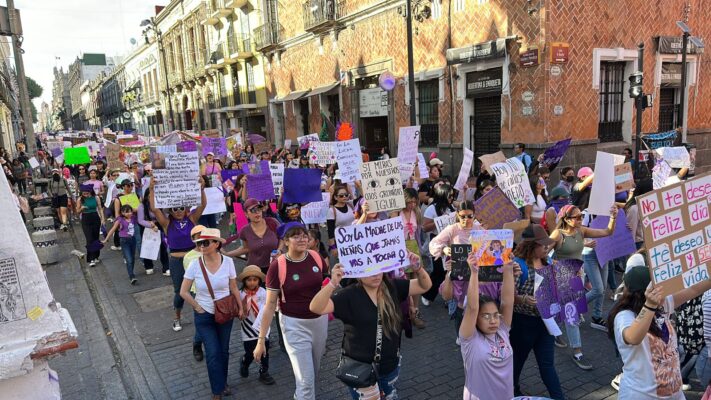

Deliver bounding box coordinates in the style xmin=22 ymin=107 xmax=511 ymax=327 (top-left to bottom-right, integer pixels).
xmin=45 ymin=221 xmax=705 ymax=400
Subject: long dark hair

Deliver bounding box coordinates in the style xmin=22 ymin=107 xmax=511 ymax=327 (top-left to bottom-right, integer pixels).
xmin=529 ymin=175 xmax=548 ymax=204
xmin=607 ymin=289 xmax=665 ymax=340
xmin=513 ymin=240 xmax=548 ymax=266
xmin=431 ymin=183 xmax=455 ymax=217
xmin=357 ymin=275 xmax=401 ymax=339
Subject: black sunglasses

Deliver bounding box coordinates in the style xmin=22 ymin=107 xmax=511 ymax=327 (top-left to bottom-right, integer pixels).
xmin=196 ymin=240 xmax=215 ymax=248
xmin=247 ymin=207 xmax=262 ymax=214
xmin=336 ymin=193 xmax=349 ymax=198
xmin=170 ymin=207 xmax=185 ymax=212
xmin=458 ymin=214 xmax=475 ymax=219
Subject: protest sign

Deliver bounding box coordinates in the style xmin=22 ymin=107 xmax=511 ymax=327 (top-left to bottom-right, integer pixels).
xmin=470 ymin=230 xmax=513 ymax=282
xmin=28 ymin=157 xmax=39 ymax=169
xmin=653 ymin=159 xmax=673 ymax=189
xmin=298 ymin=133 xmax=319 ymax=149
xmin=335 ymin=139 xmax=362 ymax=182
xmin=152 ymin=151 xmax=201 ymax=208
xmin=105 ymin=143 xmax=123 ymax=170
xmin=397 ymin=125 xmax=420 ymax=165
xmin=434 ymin=213 xmax=456 ymax=233
xmin=203 ymin=187 xmax=227 ymax=215
xmin=335 ymin=217 xmax=410 ymax=278
xmin=417 ymin=153 xmax=429 ymax=179
xmin=47 ymin=141 xmax=64 ymax=158
xmin=450 ymin=244 xmax=472 ymax=281
xmin=656 ymin=146 xmax=690 ymax=169
xmin=177 ymin=141 xmax=197 ymax=152
xmin=590 ymin=209 xmax=637 ymax=267
xmin=282 ymin=168 xmax=322 ymax=203
xmin=642 ymin=130 xmax=677 ymax=150
xmin=139 ymin=228 xmax=162 ymax=260
xmin=254 ymin=141 xmax=272 ymax=155
xmin=503 ymin=220 xmax=530 ymax=243
xmin=454 ymin=148 xmax=474 ymax=191
xmin=301 ymin=193 xmax=330 ymax=224
xmin=284 ymin=139 xmax=292 ymax=149
xmin=542 ymin=138 xmax=572 ymax=169
xmin=534 ymin=259 xmax=587 ymax=324
xmin=201 ymin=137 xmax=227 ymax=157
xmin=360 ymin=158 xmax=406 ymax=213
xmin=309 ymin=141 xmax=336 ymax=165
xmin=478 ymin=151 xmax=506 ymax=175
xmin=614 ymin=163 xmax=635 ymax=193
xmin=242 ymin=160 xmax=275 ymax=201
xmin=399 ymin=163 xmax=415 ymax=183
xmin=588 ymin=152 xmax=624 ymax=216
xmin=226 ymin=132 xmax=243 ymax=151
xmin=490 ymin=158 xmax=535 ymax=208
xmin=63 ymin=147 xmax=91 ymax=165
xmin=269 ymin=162 xmax=284 ymax=196
xmin=474 ymin=187 xmax=521 ymax=229
xmin=233 ymin=203 xmax=249 ymax=233
xmin=637 ymin=172 xmax=711 ymax=296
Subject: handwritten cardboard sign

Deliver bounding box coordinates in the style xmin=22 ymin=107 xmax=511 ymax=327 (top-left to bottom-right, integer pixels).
xmin=254 ymin=141 xmax=272 ymax=155
xmin=474 ymin=187 xmax=521 ymax=229
xmin=201 ymin=137 xmax=227 ymax=157
xmin=417 ymin=153 xmax=429 ymax=179
xmin=284 ymin=139 xmax=292 ymax=149
xmin=297 ymin=133 xmax=319 ymax=149
xmin=656 ymin=146 xmax=690 ymax=169
xmin=638 ymin=172 xmax=711 ymax=296
xmin=590 ymin=209 xmax=637 ymax=267
xmin=226 ymin=132 xmax=243 ymax=151
xmin=397 ymin=125 xmax=420 ymax=165
xmin=242 ymin=160 xmax=275 ymax=201
xmin=478 ymin=151 xmax=506 ymax=175
xmin=309 ymin=141 xmax=337 ymax=165
xmin=491 ymin=157 xmax=535 ymax=208
xmin=454 ymin=148 xmax=474 ymax=191
xmin=152 ymin=151 xmax=201 ymax=208
xmin=653 ymin=159 xmax=673 ymax=190
xmin=269 ymin=162 xmax=284 ymax=196
xmin=434 ymin=213 xmax=456 ymax=234
xmin=335 ymin=217 xmax=410 ymax=278
xmin=615 ymin=162 xmax=635 ymax=193
xmin=542 ymin=138 xmax=572 ymax=169
xmin=534 ymin=259 xmax=587 ymax=324
xmin=470 ymin=230 xmax=513 ymax=282
xmin=105 ymin=142 xmax=123 ymax=170
xmin=360 ymin=158 xmax=406 ymax=213
xmin=301 ymin=193 xmax=330 ymax=224
xmin=335 ymin=139 xmax=362 ymax=183
xmin=450 ymin=244 xmax=472 ymax=281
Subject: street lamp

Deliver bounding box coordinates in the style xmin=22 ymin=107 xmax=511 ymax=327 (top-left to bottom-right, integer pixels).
xmin=629 ymin=43 xmax=646 ymax=178
xmin=141 ymin=17 xmax=175 ymax=133
xmin=676 ymin=21 xmax=704 ymax=143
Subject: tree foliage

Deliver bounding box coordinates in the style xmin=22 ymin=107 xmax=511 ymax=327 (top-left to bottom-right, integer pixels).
xmin=26 ymin=76 xmax=42 ymax=99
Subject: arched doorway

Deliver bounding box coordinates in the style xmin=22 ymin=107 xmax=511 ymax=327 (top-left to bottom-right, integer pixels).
xmin=182 ymin=95 xmax=193 ymax=131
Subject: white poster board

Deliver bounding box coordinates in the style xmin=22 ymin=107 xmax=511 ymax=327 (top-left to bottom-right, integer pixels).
xmin=360 ymin=158 xmax=406 ymax=213
xmin=490 ymin=158 xmax=535 ymax=208
xmin=336 ymin=139 xmax=362 ymax=183
xmin=139 ymin=228 xmax=161 ymax=260
xmin=152 ymin=151 xmax=201 ymax=208
xmin=202 ymin=187 xmax=227 ymax=215
xmin=454 ymin=148 xmax=474 ymax=191
xmin=269 ymin=162 xmax=285 ymax=196
xmin=397 ymin=125 xmax=420 ymax=165
xmin=335 ymin=217 xmax=410 ymax=278
xmin=301 ymin=193 xmax=330 ymax=224
xmin=587 ymin=152 xmax=625 ymax=216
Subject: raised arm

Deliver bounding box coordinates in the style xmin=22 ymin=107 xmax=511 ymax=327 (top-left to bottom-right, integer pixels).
xmin=622 ymin=284 xmax=663 ymax=345
xmin=501 ymin=262 xmax=515 ymax=327
xmin=148 ymin=178 xmax=169 ymax=229
xmin=408 ymin=252 xmax=432 ymax=296
xmin=459 ymin=252 xmax=480 ymax=340
xmin=582 ymin=206 xmax=618 ymax=238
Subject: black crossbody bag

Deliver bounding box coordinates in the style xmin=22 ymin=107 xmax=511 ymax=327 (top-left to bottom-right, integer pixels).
xmin=335 ymin=310 xmax=383 ymax=388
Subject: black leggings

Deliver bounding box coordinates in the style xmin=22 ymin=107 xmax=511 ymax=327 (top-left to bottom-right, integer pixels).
xmin=422 ymin=257 xmax=445 ymax=302
xmin=242 ymin=338 xmax=269 ymax=373
xmin=81 ymin=212 xmax=102 ymax=262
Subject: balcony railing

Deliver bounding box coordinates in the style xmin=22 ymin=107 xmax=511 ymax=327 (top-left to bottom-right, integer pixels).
xmin=302 ymin=0 xmax=346 ymax=32
xmin=228 ymin=34 xmax=253 ymax=59
xmin=253 ymin=22 xmax=283 ymax=52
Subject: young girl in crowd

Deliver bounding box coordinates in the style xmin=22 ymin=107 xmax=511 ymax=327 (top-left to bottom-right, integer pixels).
xmin=238 ymin=265 xmax=275 ymax=385
xmin=102 ymin=204 xmax=143 ymax=284
xmin=460 ymin=249 xmax=515 ymax=400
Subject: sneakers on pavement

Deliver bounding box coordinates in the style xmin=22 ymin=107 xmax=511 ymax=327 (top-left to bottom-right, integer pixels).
xmin=572 ymin=353 xmax=593 ymax=370
xmin=130 ymin=278 xmax=138 ymax=285
xmin=89 ymin=260 xmax=97 ymax=267
xmin=411 ymin=310 xmax=426 ymax=329
xmin=193 ymin=343 xmax=203 ymax=362
xmin=163 ymin=270 xmax=171 ymax=277
xmin=611 ymin=373 xmax=622 ymax=391
xmin=145 ymin=268 xmax=154 ymax=275
xmin=590 ymin=317 xmax=608 ymax=332
xmin=172 ymin=319 xmax=183 ymax=332
xmin=421 ymin=298 xmax=431 ymax=307
xmin=111 ymin=245 xmax=121 ymax=251
xmin=554 ymin=336 xmax=568 ymax=348
xmin=259 ymin=372 xmax=276 ymax=385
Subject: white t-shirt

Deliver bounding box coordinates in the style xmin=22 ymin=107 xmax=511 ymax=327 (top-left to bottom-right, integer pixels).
xmin=239 ymin=286 xmax=270 ymax=341
xmin=184 ymin=256 xmax=237 ymax=314
xmin=614 ymin=295 xmax=684 ymax=400
xmin=326 ymin=202 xmax=355 ymax=227
xmin=531 ymin=194 xmax=547 ymax=219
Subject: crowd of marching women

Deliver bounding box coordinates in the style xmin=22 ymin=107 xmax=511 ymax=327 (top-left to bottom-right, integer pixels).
xmin=5 ymin=131 xmax=711 ymax=400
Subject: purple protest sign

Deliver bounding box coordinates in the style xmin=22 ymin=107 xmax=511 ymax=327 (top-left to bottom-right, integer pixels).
xmin=534 ymin=264 xmax=559 ymax=320
xmin=201 ymin=137 xmax=227 ymax=157
xmin=177 ymin=141 xmax=197 ymax=152
xmin=242 ymin=160 xmax=275 ymax=200
xmin=589 ymin=208 xmax=636 ymax=267
xmin=542 ymin=138 xmax=572 ymax=170
xmin=282 ymin=169 xmax=322 ymax=203
xmin=221 ymin=169 xmax=241 ymax=183
xmin=534 ymin=259 xmax=586 ymax=324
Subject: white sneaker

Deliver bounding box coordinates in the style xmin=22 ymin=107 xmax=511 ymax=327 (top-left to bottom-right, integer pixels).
xmin=611 ymin=373 xmax=622 ymax=391
xmin=145 ymin=269 xmax=154 ymax=275
xmin=421 ymin=298 xmax=431 ymax=307
xmin=89 ymin=260 xmax=97 ymax=267
xmin=172 ymin=319 xmax=182 ymax=332
xmin=455 ymin=337 xmax=461 ymax=346
xmin=682 ymin=384 xmax=691 ymax=391
xmin=110 ymin=246 xmax=121 ymax=251
xmin=163 ymin=270 xmax=171 ymax=277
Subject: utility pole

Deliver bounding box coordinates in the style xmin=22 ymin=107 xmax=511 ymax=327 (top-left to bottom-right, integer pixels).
xmin=7 ymin=0 xmax=35 ymax=154
xmin=405 ymin=0 xmax=416 ymax=125
xmin=679 ymin=29 xmax=689 ymax=142
xmin=634 ymin=43 xmax=644 ymax=178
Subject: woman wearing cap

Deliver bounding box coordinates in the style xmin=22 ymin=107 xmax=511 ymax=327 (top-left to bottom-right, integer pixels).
xmin=76 ymin=183 xmax=104 ymax=266
xmin=570 ymin=167 xmax=594 ymax=210
xmin=223 ymin=198 xmax=280 ymax=275
xmin=253 ymin=223 xmax=329 ymax=400
xmin=149 ymin=177 xmax=207 ymax=333
xmin=549 ymin=204 xmax=618 ymax=370
xmin=180 ymin=228 xmax=243 ymax=400
xmin=417 ymin=164 xmax=442 ymax=205
xmin=421 ymin=183 xmax=456 ymax=306
xmin=309 ymin=252 xmax=430 ymax=399
xmin=510 ymin=224 xmax=564 ymax=399
xmin=49 ymin=168 xmax=72 ymax=230
xmin=608 ymin=253 xmax=711 ymax=399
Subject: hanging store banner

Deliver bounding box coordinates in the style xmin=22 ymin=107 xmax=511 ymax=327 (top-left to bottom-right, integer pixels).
xmin=658 ymin=36 xmax=701 ymax=54
xmin=661 ymin=63 xmax=683 ymax=88
xmin=446 ymin=38 xmax=507 ymax=65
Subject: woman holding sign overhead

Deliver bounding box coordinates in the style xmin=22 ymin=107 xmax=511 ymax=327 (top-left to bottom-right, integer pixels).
xmin=309 ymin=252 xmax=430 ymax=399
xmin=421 ymin=183 xmax=456 ymax=306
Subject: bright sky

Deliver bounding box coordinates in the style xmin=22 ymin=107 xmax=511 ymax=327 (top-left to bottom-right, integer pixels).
xmin=15 ymin=0 xmax=161 ymax=109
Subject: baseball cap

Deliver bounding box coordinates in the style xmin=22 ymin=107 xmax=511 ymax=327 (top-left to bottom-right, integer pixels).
xmin=624 ymin=254 xmax=651 ymax=292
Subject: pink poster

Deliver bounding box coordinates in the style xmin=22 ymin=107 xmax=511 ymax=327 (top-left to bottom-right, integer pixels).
xmin=233 ymin=203 xmax=249 ymax=233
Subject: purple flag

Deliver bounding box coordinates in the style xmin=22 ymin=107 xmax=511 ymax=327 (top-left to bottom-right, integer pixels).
xmin=589 ymin=209 xmax=637 ymax=267
xmin=542 ymin=138 xmax=572 ymax=170
xmin=248 ymin=133 xmax=266 ymax=144
xmin=282 ymin=169 xmax=323 ymax=203
xmin=242 ymin=160 xmax=275 ymax=200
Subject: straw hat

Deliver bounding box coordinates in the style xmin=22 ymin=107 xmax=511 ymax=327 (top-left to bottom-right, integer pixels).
xmin=192 ymin=228 xmax=225 ymax=243
xmin=238 ymin=265 xmax=266 ymax=282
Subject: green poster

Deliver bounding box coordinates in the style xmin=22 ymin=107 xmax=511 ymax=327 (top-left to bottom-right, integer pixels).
xmin=63 ymin=147 xmax=91 ymax=165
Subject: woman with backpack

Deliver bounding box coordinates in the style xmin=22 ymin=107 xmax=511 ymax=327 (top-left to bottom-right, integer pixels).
xmin=253 ymin=222 xmax=329 ymax=400
xmin=309 ymin=251 xmax=430 ymax=399
xmin=223 ymin=198 xmax=280 ymax=275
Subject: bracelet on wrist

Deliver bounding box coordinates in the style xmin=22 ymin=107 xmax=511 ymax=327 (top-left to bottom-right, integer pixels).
xmin=643 ymin=304 xmax=658 ymax=311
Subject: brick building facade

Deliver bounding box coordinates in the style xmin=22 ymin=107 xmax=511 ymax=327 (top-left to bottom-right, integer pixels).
xmin=261 ymin=0 xmax=710 ymax=175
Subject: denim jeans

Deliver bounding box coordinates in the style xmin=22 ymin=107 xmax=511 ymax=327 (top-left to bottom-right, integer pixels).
xmin=696 ymin=346 xmax=711 ymax=387
xmin=583 ymin=250 xmax=607 ymax=319
xmin=169 ymin=255 xmax=185 ymax=310
xmin=347 ymin=363 xmax=400 ymax=399
xmin=511 ymin=313 xmax=565 ymax=400
xmin=120 ymin=237 xmax=136 ymax=279
xmin=194 ymin=311 xmax=233 ymax=395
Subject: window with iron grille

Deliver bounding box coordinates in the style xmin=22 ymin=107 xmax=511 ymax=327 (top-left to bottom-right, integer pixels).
xmin=417 ymin=79 xmax=439 ymax=147
xmin=246 ymin=61 xmax=256 ymax=104
xmin=598 ymin=62 xmax=625 ymax=143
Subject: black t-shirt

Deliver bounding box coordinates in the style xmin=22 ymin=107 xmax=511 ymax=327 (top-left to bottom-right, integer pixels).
xmin=418 ymin=179 xmax=435 ymax=197
xmin=332 ymin=279 xmax=410 ymax=374
xmin=571 ymin=184 xmax=591 ymax=210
